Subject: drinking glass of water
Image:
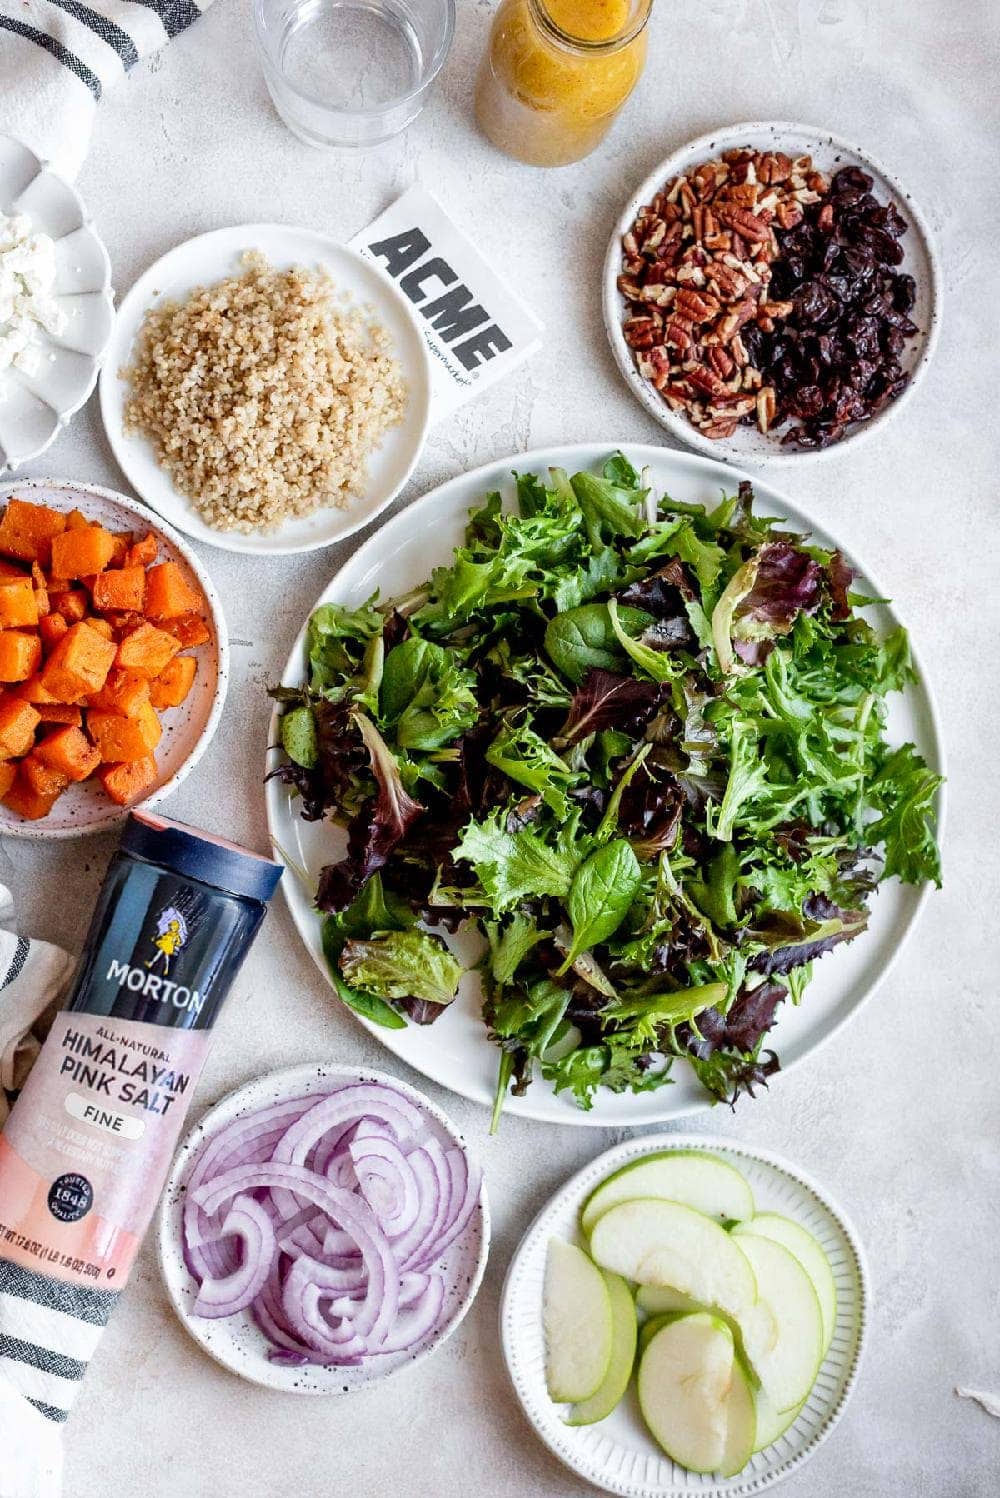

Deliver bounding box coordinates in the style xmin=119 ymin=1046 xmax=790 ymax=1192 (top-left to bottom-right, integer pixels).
xmin=254 ymin=0 xmax=455 ymax=147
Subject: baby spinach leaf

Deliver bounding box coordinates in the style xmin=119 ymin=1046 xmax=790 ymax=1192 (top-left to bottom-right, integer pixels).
xmin=559 ymin=837 xmax=642 ymax=971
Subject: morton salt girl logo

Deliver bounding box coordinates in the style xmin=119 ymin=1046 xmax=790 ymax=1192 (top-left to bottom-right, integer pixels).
xmin=104 ymin=902 xmax=206 ymax=1017
xmin=147 ymin=906 xmax=188 ymax=975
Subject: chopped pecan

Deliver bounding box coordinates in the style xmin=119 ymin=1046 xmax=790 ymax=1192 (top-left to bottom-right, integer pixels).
xmin=700 ymin=416 xmax=738 ymax=438
xmin=715 ymin=205 xmax=771 ymax=243
xmin=623 ymin=316 xmax=660 ymax=350
xmin=674 ymin=287 xmax=721 ymax=322
xmin=756 ymin=386 xmax=777 ymax=433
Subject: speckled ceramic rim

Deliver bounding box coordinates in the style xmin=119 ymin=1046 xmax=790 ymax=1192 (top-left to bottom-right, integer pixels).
xmin=500 ymin=1134 xmax=869 ymax=1497
xmin=0 ymin=135 xmax=115 ymax=469
xmin=0 ymin=476 xmax=229 ymax=840
xmin=602 ymin=120 xmax=942 ymax=467
xmin=158 ymin=1061 xmax=491 ymax=1395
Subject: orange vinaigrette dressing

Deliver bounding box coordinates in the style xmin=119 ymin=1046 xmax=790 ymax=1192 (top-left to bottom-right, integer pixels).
xmin=475 ymin=0 xmax=652 ymax=167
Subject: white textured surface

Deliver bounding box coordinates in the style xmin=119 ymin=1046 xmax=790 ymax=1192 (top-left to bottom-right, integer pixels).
xmin=2 ymin=0 xmax=998 ymax=1494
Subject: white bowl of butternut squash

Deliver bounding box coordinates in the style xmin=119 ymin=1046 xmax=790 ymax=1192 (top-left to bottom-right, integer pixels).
xmin=0 ymin=479 xmax=228 ymax=838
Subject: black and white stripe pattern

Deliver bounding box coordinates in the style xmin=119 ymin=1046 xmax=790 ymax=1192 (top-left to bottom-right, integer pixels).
xmin=0 ymin=1257 xmax=117 ymax=1422
xmin=0 ymin=0 xmax=217 ymax=178
xmin=0 ymin=908 xmax=95 ymax=1429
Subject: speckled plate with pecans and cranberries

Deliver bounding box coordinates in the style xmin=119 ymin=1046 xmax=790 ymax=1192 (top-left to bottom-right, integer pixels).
xmin=603 ymin=122 xmax=940 ymax=466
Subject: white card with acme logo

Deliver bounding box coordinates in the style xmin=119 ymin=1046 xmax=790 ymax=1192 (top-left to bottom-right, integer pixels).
xmin=350 ymin=184 xmax=544 ymax=421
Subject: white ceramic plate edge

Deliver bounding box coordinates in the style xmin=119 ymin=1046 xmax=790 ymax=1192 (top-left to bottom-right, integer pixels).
xmin=264 ymin=441 xmax=946 ymax=1126
xmin=499 ymin=1133 xmax=869 ymax=1497
xmin=602 ymin=120 xmax=942 ymax=467
xmin=0 ymin=476 xmax=229 ymax=840
xmin=158 ymin=1061 xmax=490 ymax=1394
xmin=98 ymin=224 xmax=432 ymax=556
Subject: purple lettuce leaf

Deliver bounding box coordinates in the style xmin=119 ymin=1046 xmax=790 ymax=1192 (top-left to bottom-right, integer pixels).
xmin=316 ymin=715 xmax=424 ymax=912
xmin=555 ymin=668 xmax=668 ymax=745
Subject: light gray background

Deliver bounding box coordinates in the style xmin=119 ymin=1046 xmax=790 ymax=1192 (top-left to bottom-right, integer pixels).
xmin=4 ymin=0 xmax=999 ymax=1493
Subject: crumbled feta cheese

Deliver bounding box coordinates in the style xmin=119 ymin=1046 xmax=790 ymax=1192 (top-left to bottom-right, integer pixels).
xmin=0 ymin=212 xmax=66 ymax=376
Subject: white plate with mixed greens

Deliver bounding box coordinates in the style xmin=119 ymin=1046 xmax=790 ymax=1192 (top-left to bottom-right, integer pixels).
xmin=500 ymin=1134 xmax=867 ymax=1496
xmin=264 ymin=444 xmax=943 ymax=1127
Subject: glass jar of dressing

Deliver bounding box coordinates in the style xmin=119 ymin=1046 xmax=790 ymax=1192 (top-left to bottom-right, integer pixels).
xmin=475 ymin=0 xmax=652 ymax=168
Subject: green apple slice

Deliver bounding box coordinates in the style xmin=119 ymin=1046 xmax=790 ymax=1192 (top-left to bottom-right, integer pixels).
xmin=589 ymin=1199 xmax=758 ymax=1321
xmin=737 ymin=1213 xmax=836 ymax=1353
xmin=581 ymin=1151 xmax=754 ymax=1238
xmin=753 ymin=1389 xmax=803 ymax=1451
xmin=729 ymin=1234 xmax=823 ymax=1413
xmin=720 ymin=1355 xmax=757 ymax=1477
xmin=637 ymin=1313 xmax=755 ymax=1476
xmin=638 ymin=1314 xmax=735 ymax=1472
xmin=544 ymin=1238 xmax=613 ymax=1402
xmin=567 ymin=1272 xmax=637 ymax=1425
xmin=636 ymin=1284 xmax=704 ymax=1317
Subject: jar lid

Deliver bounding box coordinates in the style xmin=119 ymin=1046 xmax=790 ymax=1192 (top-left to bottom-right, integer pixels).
xmin=122 ymin=812 xmax=284 ymax=903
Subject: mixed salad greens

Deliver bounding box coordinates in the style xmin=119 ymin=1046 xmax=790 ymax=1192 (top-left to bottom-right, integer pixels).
xmin=270 ymin=455 xmax=941 ymax=1125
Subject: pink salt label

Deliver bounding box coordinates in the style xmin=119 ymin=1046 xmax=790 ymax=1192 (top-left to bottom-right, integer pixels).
xmin=0 ymin=1011 xmax=209 ymax=1289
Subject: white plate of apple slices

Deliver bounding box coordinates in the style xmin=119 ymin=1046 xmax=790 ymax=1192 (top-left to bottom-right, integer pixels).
xmin=500 ymin=1136 xmax=867 ymax=1497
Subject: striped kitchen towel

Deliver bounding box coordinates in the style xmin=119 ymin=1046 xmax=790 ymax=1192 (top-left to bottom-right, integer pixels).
xmin=0 ymin=0 xmax=217 ymax=181
xmin=0 ymin=887 xmax=76 ymax=1497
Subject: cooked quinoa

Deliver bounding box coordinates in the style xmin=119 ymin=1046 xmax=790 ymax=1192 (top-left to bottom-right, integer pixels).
xmin=121 ymin=252 xmax=407 ymax=533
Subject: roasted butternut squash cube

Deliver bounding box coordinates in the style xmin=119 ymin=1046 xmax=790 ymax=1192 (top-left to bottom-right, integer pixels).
xmin=144 ymin=562 xmax=202 ymax=621
xmin=0 ymin=499 xmax=67 ymax=566
xmin=87 ymin=700 xmax=161 ymax=762
xmin=0 ymin=577 xmax=38 ymax=629
xmin=149 ymin=655 xmax=197 ymax=710
xmin=88 ymin=668 xmax=150 ymax=718
xmin=98 ymin=754 xmax=158 ymax=806
xmin=0 ymin=762 xmax=15 ymax=799
xmin=50 ymin=526 xmax=116 ymax=581
xmin=0 ymin=696 xmax=41 ymax=758
xmin=35 ymin=725 xmax=101 ymax=782
xmin=54 ymin=589 xmax=88 ymax=624
xmin=65 ymin=509 xmax=90 ymax=531
xmin=125 ymin=531 xmax=158 ymax=568
xmin=30 ymin=562 xmax=49 ymax=617
xmin=160 ymin=614 xmax=211 ymax=648
xmin=86 ymin=617 xmax=114 ymax=640
xmin=0 ymin=561 xmax=26 ymax=582
xmin=108 ymin=532 xmax=130 ymax=566
xmin=91 ymin=565 xmax=146 ymax=614
xmin=40 ymin=621 xmax=117 ymax=700
xmin=34 ymin=703 xmax=83 ymax=727
xmin=0 ymin=631 xmax=42 ymax=682
xmin=2 ymin=762 xmax=64 ymax=820
xmin=39 ymin=613 xmax=69 ymax=652
xmin=115 ymin=622 xmax=180 ymax=679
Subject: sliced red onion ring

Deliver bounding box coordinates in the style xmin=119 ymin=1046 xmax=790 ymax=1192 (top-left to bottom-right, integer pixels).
xmin=368 ymin=1274 xmax=446 ymax=1355
xmin=181 ymin=1081 xmax=481 ymax=1371
xmin=349 ymin=1136 xmax=420 ymax=1237
xmin=192 ymin=1195 xmax=276 ymax=1320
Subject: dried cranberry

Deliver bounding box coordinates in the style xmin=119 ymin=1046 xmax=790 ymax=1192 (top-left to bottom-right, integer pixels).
xmin=832 ymin=166 xmax=873 ymax=194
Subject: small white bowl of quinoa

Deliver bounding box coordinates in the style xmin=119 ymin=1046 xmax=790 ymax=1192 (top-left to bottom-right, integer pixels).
xmin=99 ymin=224 xmax=432 ymax=555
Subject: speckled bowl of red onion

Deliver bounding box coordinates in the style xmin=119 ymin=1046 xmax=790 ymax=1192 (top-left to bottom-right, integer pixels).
xmin=158 ymin=1063 xmax=489 ymax=1393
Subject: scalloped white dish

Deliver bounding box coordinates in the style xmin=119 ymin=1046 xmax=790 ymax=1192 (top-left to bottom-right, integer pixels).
xmin=603 ymin=121 xmax=940 ymax=467
xmin=0 ymin=136 xmax=114 ymax=470
xmin=159 ymin=1063 xmax=490 ymax=1394
xmin=500 ymin=1135 xmax=868 ymax=1497
xmin=0 ymin=479 xmax=228 ymax=840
